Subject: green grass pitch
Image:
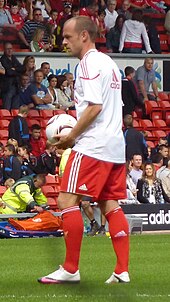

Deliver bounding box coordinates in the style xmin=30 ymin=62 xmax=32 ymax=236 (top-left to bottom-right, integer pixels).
xmin=0 ymin=234 xmax=170 ymax=302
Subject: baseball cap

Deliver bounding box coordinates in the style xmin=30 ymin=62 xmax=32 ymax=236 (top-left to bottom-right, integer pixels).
xmin=64 ymin=2 xmax=72 ymax=8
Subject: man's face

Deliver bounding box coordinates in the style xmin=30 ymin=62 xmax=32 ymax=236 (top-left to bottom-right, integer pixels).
xmin=63 ymin=19 xmax=85 ymax=59
xmin=34 ymin=178 xmax=44 ymax=188
xmin=33 ymin=9 xmax=43 ymax=22
xmin=4 ymin=43 xmax=13 ymax=57
xmin=122 ymin=0 xmax=130 ymax=11
xmin=35 ymin=71 xmax=44 ymax=84
xmin=21 ymin=75 xmax=29 ymax=88
xmin=41 ymin=64 xmax=50 ymax=76
xmin=144 ymin=59 xmax=153 ymax=71
xmin=32 ymin=129 xmax=41 ymax=139
xmin=107 ymin=1 xmax=117 ymax=13
xmin=159 ymin=147 xmax=169 ymax=158
xmin=66 ymin=73 xmax=73 ymax=85
xmin=132 ymin=155 xmax=142 ymax=168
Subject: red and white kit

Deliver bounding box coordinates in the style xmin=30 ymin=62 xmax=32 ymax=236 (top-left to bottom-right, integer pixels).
xmin=61 ymin=49 xmax=126 ymax=200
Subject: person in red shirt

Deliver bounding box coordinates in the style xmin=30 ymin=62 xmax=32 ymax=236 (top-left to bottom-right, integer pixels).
xmin=10 ymin=3 xmax=24 ymax=30
xmin=79 ymin=1 xmax=99 ymax=26
xmin=48 ymin=9 xmax=58 ymax=29
xmin=29 ymin=124 xmax=46 ymax=157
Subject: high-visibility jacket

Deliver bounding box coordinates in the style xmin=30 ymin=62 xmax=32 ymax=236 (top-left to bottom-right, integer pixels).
xmin=0 ymin=175 xmax=47 ymax=214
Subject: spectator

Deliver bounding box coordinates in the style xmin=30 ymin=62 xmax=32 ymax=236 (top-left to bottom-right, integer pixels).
xmin=164 ymin=8 xmax=170 ymax=35
xmin=11 ymin=73 xmax=31 ymax=108
xmin=106 ymin=14 xmax=125 ymax=52
xmin=119 ymin=9 xmax=152 ymax=54
xmin=7 ymin=138 xmax=18 ymax=153
xmin=18 ymin=144 xmax=37 ymax=176
xmin=81 ymin=197 xmax=100 ymax=236
xmin=41 ymin=62 xmax=51 ymax=87
xmin=104 ymin=0 xmax=118 ymax=32
xmin=158 ymin=144 xmax=169 ymax=166
xmin=135 ymin=58 xmax=160 ymax=103
xmin=8 ymin=105 xmax=30 ymax=147
xmin=123 ymin=114 xmax=148 ymax=161
xmin=3 ymin=144 xmax=22 ymax=182
xmin=70 ymin=5 xmax=80 ymax=17
xmin=57 ymin=2 xmax=73 ymax=49
xmin=0 ymin=61 xmax=5 ymax=98
xmin=0 ymin=174 xmax=47 ymax=214
xmin=151 ymin=136 xmax=168 ymax=157
xmin=129 ymin=154 xmax=143 ymax=186
xmin=56 ymin=75 xmax=75 ymax=110
xmin=152 ymin=153 xmax=164 ymax=172
xmin=1 ymin=42 xmax=24 ymax=110
xmin=30 ymin=28 xmax=52 ymax=52
xmin=47 ymin=74 xmax=60 ymax=108
xmin=34 ymin=141 xmax=59 ymax=175
xmin=10 ymin=2 xmax=24 ymax=30
xmin=117 ymin=0 xmax=132 ymax=19
xmin=161 ymin=160 xmax=170 ymax=198
xmin=97 ymin=8 xmax=106 ymax=38
xmin=143 ymin=15 xmax=161 ymax=54
xmin=157 ymin=157 xmax=170 ymax=181
xmin=137 ymin=163 xmax=170 ymax=204
xmin=64 ymin=72 xmax=74 ymax=101
xmin=79 ymin=1 xmax=99 ymax=25
xmin=26 ymin=69 xmax=52 ymax=109
xmin=29 ymin=124 xmax=46 ymax=157
xmin=48 ymin=9 xmax=58 ymax=29
xmin=0 ymin=142 xmax=4 ymax=185
xmin=23 ymin=55 xmax=36 ymax=84
xmin=0 ymin=0 xmax=13 ymax=27
xmin=18 ymin=8 xmax=49 ymax=48
xmin=33 ymin=0 xmax=51 ymax=20
xmin=122 ymin=66 xmax=141 ymax=115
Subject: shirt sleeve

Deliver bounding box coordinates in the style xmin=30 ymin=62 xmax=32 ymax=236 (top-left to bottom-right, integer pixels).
xmin=136 ymin=67 xmax=145 ymax=81
xmin=79 ymin=57 xmax=103 ymax=105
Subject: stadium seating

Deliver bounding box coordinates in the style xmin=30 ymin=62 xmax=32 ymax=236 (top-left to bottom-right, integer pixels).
xmin=153 ymin=119 xmax=168 ymax=130
xmin=139 ymin=119 xmax=154 ymax=130
xmin=0 ymin=129 xmax=8 ymax=140
xmin=0 ymin=110 xmax=11 ymax=120
xmin=0 ymin=119 xmax=10 ymax=129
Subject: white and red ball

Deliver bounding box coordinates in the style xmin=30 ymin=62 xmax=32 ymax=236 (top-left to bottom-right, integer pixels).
xmin=46 ymin=114 xmax=77 ymax=144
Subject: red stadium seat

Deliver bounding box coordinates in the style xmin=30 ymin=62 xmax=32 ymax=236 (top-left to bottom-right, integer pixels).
xmin=0 ymin=119 xmax=10 ymax=129
xmin=159 ymin=34 xmax=169 ymax=53
xmin=47 ymin=197 xmax=58 ymax=209
xmin=139 ymin=119 xmax=154 ymax=130
xmin=42 ymin=185 xmax=56 ymax=197
xmin=46 ymin=175 xmax=56 ymax=186
xmin=158 ymin=92 xmax=169 ymax=100
xmin=153 ymin=119 xmax=167 ymax=130
xmin=39 ymin=110 xmax=54 ymax=119
xmin=11 ymin=109 xmax=19 ymax=116
xmin=0 ymin=109 xmax=11 ymax=120
xmin=152 ymin=130 xmax=167 ymax=139
xmin=27 ymin=119 xmax=40 ymax=128
xmin=67 ymin=110 xmax=77 ymax=119
xmin=27 ymin=110 xmax=40 ymax=120
xmin=53 ymin=109 xmax=66 ymax=115
xmin=165 ymin=111 xmax=170 ymax=126
xmin=146 ymin=141 xmax=155 ymax=148
xmin=0 ymin=129 xmax=8 ymax=140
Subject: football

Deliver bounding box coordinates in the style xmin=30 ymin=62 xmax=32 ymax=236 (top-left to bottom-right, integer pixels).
xmin=46 ymin=114 xmax=77 ymax=144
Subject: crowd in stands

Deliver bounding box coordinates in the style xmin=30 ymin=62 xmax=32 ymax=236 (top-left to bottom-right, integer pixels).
xmin=0 ymin=0 xmax=170 ymax=53
xmin=0 ymin=0 xmax=170 ymax=236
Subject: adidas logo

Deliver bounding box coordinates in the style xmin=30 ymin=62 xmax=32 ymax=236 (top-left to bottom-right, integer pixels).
xmin=78 ymin=184 xmax=88 ymax=191
xmin=114 ymin=231 xmax=127 ymax=238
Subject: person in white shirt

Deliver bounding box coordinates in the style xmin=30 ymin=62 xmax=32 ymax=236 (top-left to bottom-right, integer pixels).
xmin=129 ymin=154 xmax=143 ymax=186
xmin=38 ymin=15 xmax=130 ymax=285
xmin=104 ymin=0 xmax=118 ymax=32
xmin=119 ymin=9 xmax=152 ymax=53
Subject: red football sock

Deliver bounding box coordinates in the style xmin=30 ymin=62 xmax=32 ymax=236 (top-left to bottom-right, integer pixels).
xmin=105 ymin=207 xmax=129 ymax=274
xmin=62 ymin=206 xmax=84 ymax=274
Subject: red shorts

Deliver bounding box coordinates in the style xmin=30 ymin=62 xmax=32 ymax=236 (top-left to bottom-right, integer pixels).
xmin=60 ymin=151 xmax=126 ymax=201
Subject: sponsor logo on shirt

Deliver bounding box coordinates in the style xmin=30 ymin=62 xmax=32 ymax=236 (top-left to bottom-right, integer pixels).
xmin=110 ymin=69 xmax=120 ymax=89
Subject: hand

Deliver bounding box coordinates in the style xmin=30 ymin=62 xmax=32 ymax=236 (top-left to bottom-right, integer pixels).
xmin=53 ymin=133 xmax=75 ymax=150
xmin=31 ymin=206 xmax=44 ymax=213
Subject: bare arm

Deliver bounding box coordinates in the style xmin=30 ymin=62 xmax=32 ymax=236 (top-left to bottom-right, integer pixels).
xmin=138 ymin=80 xmax=148 ymax=100
xmin=31 ymin=93 xmax=52 ymax=105
xmin=18 ymin=31 xmax=30 ymax=47
xmin=55 ymin=103 xmax=102 ymax=149
xmin=152 ymin=81 xmax=159 ymax=99
xmin=44 ymin=0 xmax=51 ymax=14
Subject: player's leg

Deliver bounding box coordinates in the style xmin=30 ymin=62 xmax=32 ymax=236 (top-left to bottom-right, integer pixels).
xmin=38 ymin=192 xmax=83 ymax=284
xmin=97 ymin=163 xmax=130 ymax=283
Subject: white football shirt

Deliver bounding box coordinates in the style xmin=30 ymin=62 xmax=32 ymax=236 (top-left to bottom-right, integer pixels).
xmin=73 ymin=49 xmax=125 ymax=163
